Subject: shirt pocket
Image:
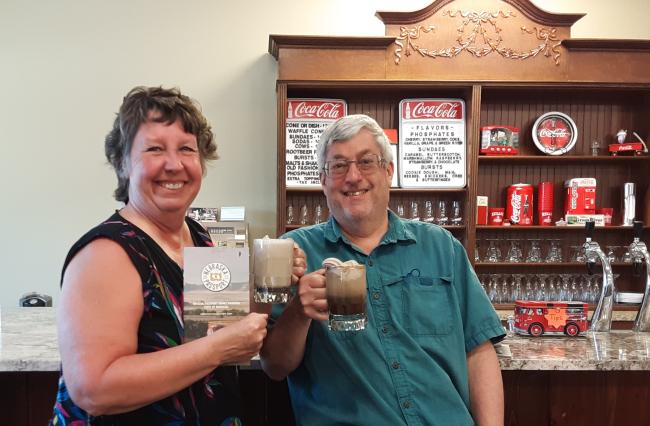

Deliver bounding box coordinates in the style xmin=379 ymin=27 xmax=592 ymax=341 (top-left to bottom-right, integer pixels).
xmin=385 ymin=274 xmax=454 ymax=336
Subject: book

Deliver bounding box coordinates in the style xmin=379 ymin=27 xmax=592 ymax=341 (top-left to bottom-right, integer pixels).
xmin=183 ymin=246 xmax=249 ymax=341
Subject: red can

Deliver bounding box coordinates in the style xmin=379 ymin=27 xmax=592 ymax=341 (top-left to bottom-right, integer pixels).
xmin=538 ymin=182 xmax=554 ymax=226
xmin=506 ymin=184 xmax=534 ymax=225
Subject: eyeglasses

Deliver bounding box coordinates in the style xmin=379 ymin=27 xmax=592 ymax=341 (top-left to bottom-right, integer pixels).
xmin=323 ymin=154 xmax=385 ymax=177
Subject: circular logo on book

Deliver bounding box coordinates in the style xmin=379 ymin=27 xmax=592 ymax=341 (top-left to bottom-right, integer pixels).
xmin=201 ymin=263 xmax=231 ymax=292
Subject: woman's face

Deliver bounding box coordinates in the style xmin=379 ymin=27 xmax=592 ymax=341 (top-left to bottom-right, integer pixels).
xmin=126 ymin=118 xmax=203 ymax=219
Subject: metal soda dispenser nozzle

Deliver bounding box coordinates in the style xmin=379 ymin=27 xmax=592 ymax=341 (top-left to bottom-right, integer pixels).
xmin=628 ymin=221 xmax=650 ymax=332
xmin=583 ymin=221 xmax=616 ymax=332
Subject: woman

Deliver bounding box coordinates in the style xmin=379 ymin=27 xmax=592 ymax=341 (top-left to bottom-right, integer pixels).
xmin=51 ymin=86 xmax=295 ymax=424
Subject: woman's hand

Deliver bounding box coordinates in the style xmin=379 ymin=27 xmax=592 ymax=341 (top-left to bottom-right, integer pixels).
xmin=291 ymin=243 xmax=307 ymax=284
xmin=210 ymin=313 xmax=268 ymax=365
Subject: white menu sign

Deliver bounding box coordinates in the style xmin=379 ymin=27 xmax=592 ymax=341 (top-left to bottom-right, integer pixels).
xmin=398 ymin=99 xmax=466 ymax=188
xmin=285 ymin=99 xmax=347 ymax=188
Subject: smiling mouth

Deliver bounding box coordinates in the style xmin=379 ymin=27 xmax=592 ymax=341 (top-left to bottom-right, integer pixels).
xmin=344 ymin=189 xmax=368 ymax=197
xmin=160 ymin=182 xmax=184 ymax=190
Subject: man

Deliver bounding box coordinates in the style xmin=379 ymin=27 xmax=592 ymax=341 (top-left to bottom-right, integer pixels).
xmin=260 ymin=114 xmax=505 ymax=426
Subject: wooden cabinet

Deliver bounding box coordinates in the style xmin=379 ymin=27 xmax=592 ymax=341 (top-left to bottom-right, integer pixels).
xmin=270 ymin=0 xmax=650 ymax=310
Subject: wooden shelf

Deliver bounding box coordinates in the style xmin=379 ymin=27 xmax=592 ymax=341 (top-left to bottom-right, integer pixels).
xmin=286 ymin=224 xmax=466 ymax=231
xmin=476 ymin=225 xmax=648 ymax=231
xmin=475 ymin=262 xmax=636 ymax=268
xmin=286 ymin=187 xmax=468 ymax=193
xmin=493 ymin=303 xmax=639 ymax=311
xmin=478 ymin=155 xmax=650 ymax=163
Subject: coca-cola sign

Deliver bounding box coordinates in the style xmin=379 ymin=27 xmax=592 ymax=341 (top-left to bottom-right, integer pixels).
xmin=402 ymin=100 xmax=464 ymax=120
xmin=398 ymin=98 xmax=467 ymax=189
xmin=287 ymin=100 xmax=345 ymax=120
xmin=285 ymin=99 xmax=348 ymax=188
xmin=532 ymin=111 xmax=578 ymax=156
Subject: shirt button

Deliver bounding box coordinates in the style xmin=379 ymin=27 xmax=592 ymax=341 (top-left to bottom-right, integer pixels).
xmin=372 ymin=292 xmax=381 ymax=300
xmin=392 ymin=362 xmax=400 ymax=370
xmin=367 ymin=260 xmax=374 ymax=266
xmin=403 ymin=401 xmax=412 ymax=409
xmin=382 ymin=326 xmax=389 ymax=334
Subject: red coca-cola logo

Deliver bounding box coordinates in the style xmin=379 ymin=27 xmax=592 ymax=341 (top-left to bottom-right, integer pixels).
xmin=570 ymin=183 xmax=578 ymax=210
xmin=539 ymin=128 xmax=570 ymax=138
xmin=536 ymin=117 xmax=572 ymax=149
xmin=289 ymin=101 xmax=343 ymax=120
xmin=404 ymin=101 xmax=463 ymax=119
xmin=510 ymin=193 xmax=522 ymax=223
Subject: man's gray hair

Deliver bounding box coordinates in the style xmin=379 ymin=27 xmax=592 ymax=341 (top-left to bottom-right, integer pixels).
xmin=316 ymin=114 xmax=393 ymax=171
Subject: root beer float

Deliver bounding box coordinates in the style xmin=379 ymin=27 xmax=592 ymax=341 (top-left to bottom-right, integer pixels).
xmin=322 ymin=258 xmax=367 ymax=332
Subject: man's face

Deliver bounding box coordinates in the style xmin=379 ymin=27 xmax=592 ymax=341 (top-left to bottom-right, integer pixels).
xmin=321 ymin=129 xmax=393 ymax=232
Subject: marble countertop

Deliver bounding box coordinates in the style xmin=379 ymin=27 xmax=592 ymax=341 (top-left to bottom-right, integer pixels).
xmin=3 ymin=307 xmax=650 ymax=372
xmin=498 ymin=331 xmax=650 ymax=370
xmin=1 ymin=307 xmax=59 ymax=371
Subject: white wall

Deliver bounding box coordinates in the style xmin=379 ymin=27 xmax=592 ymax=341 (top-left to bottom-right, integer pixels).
xmin=1 ymin=0 xmax=648 ymax=307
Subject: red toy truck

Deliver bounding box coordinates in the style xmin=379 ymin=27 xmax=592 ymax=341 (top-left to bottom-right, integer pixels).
xmin=514 ymin=300 xmax=589 ymax=337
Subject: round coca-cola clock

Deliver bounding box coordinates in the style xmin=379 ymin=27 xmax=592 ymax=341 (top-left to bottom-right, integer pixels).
xmin=532 ymin=111 xmax=578 ymax=155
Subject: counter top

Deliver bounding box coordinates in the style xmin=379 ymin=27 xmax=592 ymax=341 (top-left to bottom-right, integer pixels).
xmin=1 ymin=307 xmax=59 ymax=371
xmin=498 ymin=331 xmax=650 ymax=370
xmin=3 ymin=307 xmax=650 ymax=372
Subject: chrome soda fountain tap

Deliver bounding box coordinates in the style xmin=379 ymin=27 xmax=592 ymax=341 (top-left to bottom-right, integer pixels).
xmin=629 ymin=221 xmax=650 ymax=332
xmin=583 ymin=221 xmax=616 ymax=332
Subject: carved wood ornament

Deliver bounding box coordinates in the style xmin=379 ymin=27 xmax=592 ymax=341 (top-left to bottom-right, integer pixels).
xmin=376 ymin=0 xmax=584 ymax=66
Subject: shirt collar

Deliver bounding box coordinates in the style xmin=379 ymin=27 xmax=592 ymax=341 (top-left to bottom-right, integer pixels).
xmin=323 ymin=210 xmax=417 ymax=245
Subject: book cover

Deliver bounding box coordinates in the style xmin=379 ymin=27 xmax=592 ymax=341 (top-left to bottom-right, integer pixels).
xmin=183 ymin=247 xmax=249 ymax=341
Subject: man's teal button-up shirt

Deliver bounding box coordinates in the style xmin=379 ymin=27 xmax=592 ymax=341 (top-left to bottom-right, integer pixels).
xmin=274 ymin=211 xmax=505 ymax=426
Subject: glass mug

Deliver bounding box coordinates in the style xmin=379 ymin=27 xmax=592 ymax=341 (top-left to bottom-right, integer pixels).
xmin=323 ymin=258 xmax=367 ymax=332
xmin=253 ymin=237 xmax=294 ymax=304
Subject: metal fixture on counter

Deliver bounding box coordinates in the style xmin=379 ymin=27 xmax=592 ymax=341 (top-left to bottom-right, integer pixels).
xmin=622 ymin=183 xmax=636 ymax=226
xmin=583 ymin=221 xmax=615 ymax=332
xmin=629 ymin=221 xmax=650 ymax=332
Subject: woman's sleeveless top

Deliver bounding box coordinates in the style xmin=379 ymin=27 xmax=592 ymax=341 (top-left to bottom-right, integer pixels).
xmin=50 ymin=212 xmax=242 ymax=425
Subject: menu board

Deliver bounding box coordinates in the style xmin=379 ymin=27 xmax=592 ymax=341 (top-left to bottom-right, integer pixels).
xmin=398 ymin=99 xmax=466 ymax=188
xmin=285 ymin=99 xmax=347 ymax=188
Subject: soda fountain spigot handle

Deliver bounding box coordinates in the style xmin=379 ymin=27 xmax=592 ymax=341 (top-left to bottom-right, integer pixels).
xmin=587 ymin=258 xmax=596 ymax=275
xmin=585 ymin=220 xmax=595 ymax=241
xmin=634 ymin=221 xmax=644 ymax=240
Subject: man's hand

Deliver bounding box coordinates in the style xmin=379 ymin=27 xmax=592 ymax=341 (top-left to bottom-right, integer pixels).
xmin=294 ymin=269 xmax=328 ymax=321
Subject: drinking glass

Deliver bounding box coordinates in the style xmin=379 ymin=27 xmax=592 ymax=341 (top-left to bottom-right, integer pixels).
xmin=435 ymin=200 xmax=449 ymax=225
xmin=499 ymin=275 xmax=511 ymax=303
xmin=536 ymin=275 xmax=548 ymax=301
xmin=591 ymin=139 xmax=600 ymax=156
xmin=570 ymin=245 xmax=586 ymax=263
xmin=505 ymin=239 xmax=523 ymax=263
xmin=484 ymin=239 xmax=502 ymax=263
xmin=396 ymin=202 xmax=405 ymax=218
xmin=523 ymin=276 xmax=535 ymax=301
xmin=525 ymin=240 xmax=543 ymax=263
xmin=545 ymin=240 xmax=563 ymax=263
xmin=511 ymin=274 xmax=523 ymax=302
xmin=487 ymin=274 xmax=499 ymax=302
xmin=423 ymin=200 xmax=435 ymax=223
xmin=314 ymin=204 xmax=324 ymax=224
xmin=621 ymin=247 xmax=633 ymax=263
xmin=325 ymin=261 xmax=367 ymax=331
xmin=559 ymin=274 xmax=571 ymax=300
xmin=253 ymin=237 xmax=294 ymax=303
xmin=450 ymin=200 xmax=462 ymax=225
xmin=299 ymin=204 xmax=310 ymax=225
xmin=410 ymin=200 xmax=420 ymax=221
xmin=475 ymin=239 xmax=482 ymax=263
xmin=286 ymin=205 xmax=294 ymax=225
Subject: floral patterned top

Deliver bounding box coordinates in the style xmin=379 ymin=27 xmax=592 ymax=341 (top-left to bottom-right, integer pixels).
xmin=50 ymin=212 xmax=242 ymax=426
